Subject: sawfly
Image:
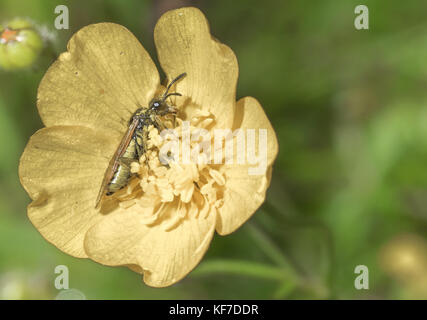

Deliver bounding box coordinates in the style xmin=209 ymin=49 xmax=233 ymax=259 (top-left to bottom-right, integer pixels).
xmin=95 ymin=73 xmax=187 ymax=208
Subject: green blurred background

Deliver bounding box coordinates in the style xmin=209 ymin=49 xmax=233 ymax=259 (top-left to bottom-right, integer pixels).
xmin=1 ymin=0 xmax=427 ymax=299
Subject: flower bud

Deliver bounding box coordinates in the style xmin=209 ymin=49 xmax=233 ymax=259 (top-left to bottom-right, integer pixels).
xmin=0 ymin=18 xmax=43 ymax=70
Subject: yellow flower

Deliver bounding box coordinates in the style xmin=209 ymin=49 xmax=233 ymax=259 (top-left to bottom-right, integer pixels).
xmin=19 ymin=7 xmax=278 ymax=287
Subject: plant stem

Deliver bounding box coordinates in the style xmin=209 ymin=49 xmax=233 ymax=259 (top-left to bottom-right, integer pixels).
xmin=246 ymin=219 xmax=299 ymax=280
xmin=192 ymin=259 xmax=296 ymax=283
xmin=273 ymin=281 xmax=297 ymax=299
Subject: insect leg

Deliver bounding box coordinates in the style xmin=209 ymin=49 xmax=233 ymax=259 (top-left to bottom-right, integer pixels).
xmin=153 ymin=116 xmax=166 ymax=132
xmin=135 ymin=127 xmax=150 ymax=160
xmin=133 ymin=131 xmax=144 ymax=159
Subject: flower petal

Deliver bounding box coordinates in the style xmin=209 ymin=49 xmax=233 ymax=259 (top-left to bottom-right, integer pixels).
xmin=84 ymin=205 xmax=216 ymax=287
xmin=233 ymin=96 xmax=278 ymax=167
xmin=216 ymin=164 xmax=270 ymax=235
xmin=216 ymin=98 xmax=277 ymax=235
xmin=38 ymin=23 xmax=159 ymax=134
xmin=154 ymin=7 xmax=238 ymax=129
xmin=19 ymin=126 xmax=114 ymax=257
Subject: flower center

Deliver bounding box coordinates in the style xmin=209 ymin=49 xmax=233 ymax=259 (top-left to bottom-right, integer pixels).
xmin=113 ymin=105 xmax=226 ymax=230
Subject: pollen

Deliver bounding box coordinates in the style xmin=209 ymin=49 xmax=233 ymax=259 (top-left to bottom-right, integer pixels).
xmin=114 ymin=109 xmax=226 ymax=230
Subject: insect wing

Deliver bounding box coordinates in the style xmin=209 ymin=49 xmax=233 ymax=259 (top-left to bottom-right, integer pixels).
xmin=95 ymin=118 xmax=139 ymax=208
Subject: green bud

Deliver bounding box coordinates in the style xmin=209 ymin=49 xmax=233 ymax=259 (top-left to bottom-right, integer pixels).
xmin=6 ymin=18 xmax=33 ymax=30
xmin=0 ymin=18 xmax=43 ymax=70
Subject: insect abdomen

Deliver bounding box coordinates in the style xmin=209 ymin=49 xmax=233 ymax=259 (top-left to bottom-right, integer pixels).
xmin=106 ymin=164 xmax=132 ymax=195
xmin=106 ymin=139 xmax=138 ymax=195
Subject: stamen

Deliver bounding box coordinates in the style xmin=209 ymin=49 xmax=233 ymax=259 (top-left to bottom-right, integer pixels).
xmin=111 ymin=105 xmax=225 ymax=228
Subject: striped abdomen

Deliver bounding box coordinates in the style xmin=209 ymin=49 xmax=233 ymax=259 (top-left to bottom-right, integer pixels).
xmin=106 ymin=129 xmax=145 ymax=195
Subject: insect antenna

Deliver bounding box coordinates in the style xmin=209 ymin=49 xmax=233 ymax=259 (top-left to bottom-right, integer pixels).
xmin=161 ymin=73 xmax=186 ymax=127
xmin=162 ymin=72 xmax=187 ymax=98
xmin=162 ymin=92 xmax=182 ymax=102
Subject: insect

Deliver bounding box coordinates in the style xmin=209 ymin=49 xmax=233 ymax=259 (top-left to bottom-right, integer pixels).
xmin=95 ymin=73 xmax=187 ymax=208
